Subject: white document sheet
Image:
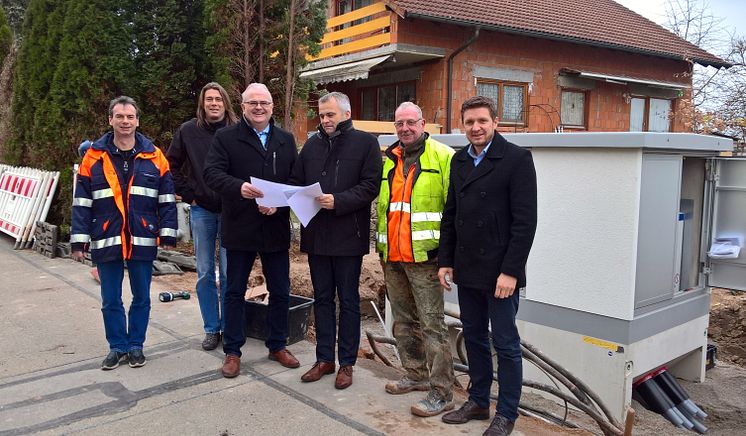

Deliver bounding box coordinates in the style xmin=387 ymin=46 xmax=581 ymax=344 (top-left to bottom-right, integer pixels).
xmin=287 ymin=183 xmax=324 ymax=227
xmin=250 ymin=177 xmax=324 ymax=226
xmin=250 ymin=177 xmax=302 ymax=207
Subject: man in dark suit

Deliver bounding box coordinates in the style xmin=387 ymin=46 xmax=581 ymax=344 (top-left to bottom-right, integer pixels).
xmin=438 ymin=96 xmax=537 ymax=436
xmin=204 ymin=83 xmax=300 ymax=378
xmin=290 ymin=91 xmax=382 ymax=390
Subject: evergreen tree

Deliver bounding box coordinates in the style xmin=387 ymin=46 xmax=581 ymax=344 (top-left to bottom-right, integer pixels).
xmin=0 ymin=6 xmax=15 ymax=157
xmin=0 ymin=6 xmax=11 ymax=66
xmin=37 ymin=0 xmax=134 ymax=166
xmin=23 ymin=0 xmax=135 ymax=226
xmin=6 ymin=0 xmax=65 ymax=165
xmin=129 ymin=0 xmax=207 ymax=146
xmin=0 ymin=0 xmax=28 ymax=40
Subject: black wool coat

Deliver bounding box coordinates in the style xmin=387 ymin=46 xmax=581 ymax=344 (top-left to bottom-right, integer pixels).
xmin=289 ymin=119 xmax=382 ymax=256
xmin=203 ymin=117 xmax=297 ymax=252
xmin=167 ymin=118 xmax=225 ymax=212
xmin=438 ymin=131 xmax=537 ymax=290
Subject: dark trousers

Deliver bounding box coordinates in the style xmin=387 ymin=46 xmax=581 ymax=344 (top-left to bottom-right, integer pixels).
xmin=223 ymin=249 xmax=290 ymax=356
xmin=458 ymin=285 xmax=522 ymax=422
xmin=307 ymin=254 xmax=362 ymax=366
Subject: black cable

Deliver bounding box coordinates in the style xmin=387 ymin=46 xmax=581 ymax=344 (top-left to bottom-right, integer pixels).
xmin=523 ymin=352 xmax=570 ymax=425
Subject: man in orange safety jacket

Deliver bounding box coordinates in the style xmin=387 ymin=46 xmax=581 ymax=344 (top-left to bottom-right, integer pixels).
xmin=71 ymin=96 xmax=177 ymax=371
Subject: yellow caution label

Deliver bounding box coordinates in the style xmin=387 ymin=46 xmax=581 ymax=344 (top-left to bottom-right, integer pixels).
xmin=582 ymin=336 xmax=622 ymax=353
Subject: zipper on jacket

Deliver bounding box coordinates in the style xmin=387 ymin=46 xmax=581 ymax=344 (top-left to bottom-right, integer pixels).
xmin=354 ymin=214 xmax=361 ymax=238
xmin=334 ymin=159 xmax=340 ymax=187
xmin=273 ymin=152 xmax=277 ymax=175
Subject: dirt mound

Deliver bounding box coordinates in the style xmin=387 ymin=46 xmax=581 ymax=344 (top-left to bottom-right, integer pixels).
xmin=709 ymin=289 xmax=746 ymax=365
xmin=246 ymin=242 xmax=384 ymax=306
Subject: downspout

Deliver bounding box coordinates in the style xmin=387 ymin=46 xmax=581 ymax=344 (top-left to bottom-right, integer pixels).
xmin=446 ymin=27 xmax=480 ymax=133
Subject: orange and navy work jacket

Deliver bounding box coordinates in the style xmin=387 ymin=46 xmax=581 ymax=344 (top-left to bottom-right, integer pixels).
xmin=71 ymin=132 xmax=177 ymax=263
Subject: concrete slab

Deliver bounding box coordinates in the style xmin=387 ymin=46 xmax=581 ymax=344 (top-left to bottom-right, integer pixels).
xmin=0 ymin=235 xmax=561 ymax=435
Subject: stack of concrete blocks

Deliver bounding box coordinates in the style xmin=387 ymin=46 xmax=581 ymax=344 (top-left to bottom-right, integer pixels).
xmin=32 ymin=221 xmax=58 ymax=258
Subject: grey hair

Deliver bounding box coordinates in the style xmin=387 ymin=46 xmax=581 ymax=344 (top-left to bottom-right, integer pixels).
xmin=319 ymin=91 xmax=351 ymax=113
xmin=108 ymin=96 xmax=140 ymax=118
xmin=241 ymin=83 xmax=273 ymax=103
xmin=395 ymin=101 xmax=423 ymax=119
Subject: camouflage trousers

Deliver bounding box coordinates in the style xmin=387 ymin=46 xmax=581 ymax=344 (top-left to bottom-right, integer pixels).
xmin=384 ymin=260 xmax=455 ymax=400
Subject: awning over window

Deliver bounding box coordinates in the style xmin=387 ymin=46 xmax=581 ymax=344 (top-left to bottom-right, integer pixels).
xmin=300 ymin=55 xmax=391 ymax=85
xmin=560 ymin=68 xmax=688 ymax=90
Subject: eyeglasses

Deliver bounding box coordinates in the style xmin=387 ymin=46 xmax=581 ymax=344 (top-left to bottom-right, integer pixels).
xmin=243 ymin=100 xmax=273 ymax=107
xmin=393 ymin=119 xmax=422 ymax=128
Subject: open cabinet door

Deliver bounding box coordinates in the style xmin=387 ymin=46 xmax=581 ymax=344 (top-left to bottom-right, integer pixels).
xmin=706 ymin=158 xmax=746 ymax=291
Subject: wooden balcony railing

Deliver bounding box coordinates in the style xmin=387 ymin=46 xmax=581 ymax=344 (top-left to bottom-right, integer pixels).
xmin=353 ymin=120 xmax=442 ymax=136
xmin=310 ymin=2 xmax=393 ymax=61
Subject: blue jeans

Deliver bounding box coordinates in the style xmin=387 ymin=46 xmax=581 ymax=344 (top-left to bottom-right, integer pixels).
xmin=458 ymin=286 xmax=522 ymax=422
xmin=97 ymin=260 xmax=153 ymax=352
xmin=190 ymin=204 xmax=227 ymax=334
xmin=307 ymin=254 xmax=362 ymax=366
xmin=223 ymin=249 xmax=291 ymax=356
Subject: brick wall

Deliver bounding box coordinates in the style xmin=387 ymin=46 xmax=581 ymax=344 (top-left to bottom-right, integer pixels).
xmin=296 ymin=16 xmax=694 ymax=136
xmin=396 ymin=19 xmax=692 ymax=133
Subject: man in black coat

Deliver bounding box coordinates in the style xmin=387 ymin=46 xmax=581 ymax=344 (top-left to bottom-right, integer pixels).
xmin=167 ymin=82 xmax=238 ymax=351
xmin=438 ymin=96 xmax=537 ymax=436
xmin=290 ymin=91 xmax=382 ymax=390
xmin=203 ymin=83 xmax=300 ymax=378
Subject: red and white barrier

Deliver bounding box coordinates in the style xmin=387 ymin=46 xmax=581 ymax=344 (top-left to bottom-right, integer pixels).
xmin=0 ymin=165 xmax=60 ymax=249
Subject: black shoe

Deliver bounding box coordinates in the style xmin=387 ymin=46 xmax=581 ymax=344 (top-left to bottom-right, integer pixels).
xmin=128 ymin=349 xmax=147 ymax=368
xmin=482 ymin=415 xmax=515 ymax=436
xmin=101 ymin=351 xmax=128 ymax=370
xmin=202 ymin=332 xmax=221 ymax=351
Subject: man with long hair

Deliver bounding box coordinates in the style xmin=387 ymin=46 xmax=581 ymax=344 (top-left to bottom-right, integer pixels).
xmin=167 ymin=82 xmax=238 ymax=350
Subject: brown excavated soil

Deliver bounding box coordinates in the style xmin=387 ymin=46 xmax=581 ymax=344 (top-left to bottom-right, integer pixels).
xmin=709 ymin=288 xmax=746 ymax=366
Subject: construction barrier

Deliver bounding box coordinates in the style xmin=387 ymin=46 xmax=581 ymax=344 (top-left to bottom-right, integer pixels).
xmin=0 ymin=165 xmax=60 ymax=249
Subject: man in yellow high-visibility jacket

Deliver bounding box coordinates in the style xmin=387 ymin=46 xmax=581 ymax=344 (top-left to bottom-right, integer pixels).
xmin=376 ymin=102 xmax=456 ymax=417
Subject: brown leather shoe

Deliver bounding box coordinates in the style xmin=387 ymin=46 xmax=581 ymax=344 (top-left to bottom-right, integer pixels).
xmin=335 ymin=365 xmax=353 ymax=390
xmin=301 ymin=361 xmax=335 ymax=382
xmin=268 ymin=348 xmax=300 ymax=368
xmin=221 ymin=354 xmax=241 ymax=378
xmin=482 ymin=415 xmax=515 ymax=436
xmin=442 ymin=400 xmax=490 ymax=424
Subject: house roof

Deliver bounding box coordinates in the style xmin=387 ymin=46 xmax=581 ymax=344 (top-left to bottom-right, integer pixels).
xmin=387 ymin=0 xmax=730 ymax=68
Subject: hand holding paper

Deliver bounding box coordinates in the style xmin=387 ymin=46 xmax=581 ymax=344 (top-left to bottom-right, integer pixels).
xmin=250 ymin=177 xmax=300 ymax=207
xmin=250 ymin=177 xmax=324 ymax=226
xmin=288 ymin=183 xmax=324 ymax=227
xmin=240 ymin=182 xmax=264 ymax=200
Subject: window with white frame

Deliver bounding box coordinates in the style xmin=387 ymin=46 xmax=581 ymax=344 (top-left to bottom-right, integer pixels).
xmin=629 ymin=97 xmax=673 ymax=132
xmin=476 ymin=80 xmax=528 ymax=125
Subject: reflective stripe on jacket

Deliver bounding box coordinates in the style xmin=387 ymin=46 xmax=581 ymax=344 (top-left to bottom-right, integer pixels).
xmin=376 ymin=136 xmax=454 ymax=262
xmin=71 ymin=131 xmax=177 ymax=263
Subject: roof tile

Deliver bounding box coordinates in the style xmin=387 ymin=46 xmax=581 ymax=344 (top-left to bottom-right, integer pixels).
xmin=389 ymin=0 xmax=727 ymax=67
